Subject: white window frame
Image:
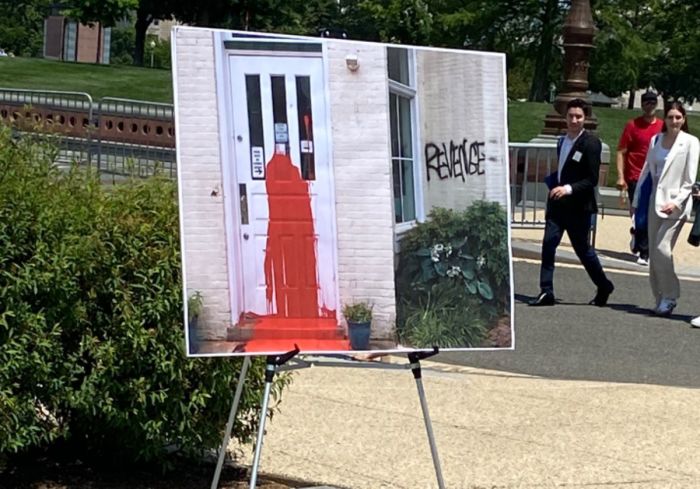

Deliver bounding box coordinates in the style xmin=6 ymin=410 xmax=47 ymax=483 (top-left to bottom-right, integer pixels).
xmin=388 ymin=48 xmax=424 ymax=237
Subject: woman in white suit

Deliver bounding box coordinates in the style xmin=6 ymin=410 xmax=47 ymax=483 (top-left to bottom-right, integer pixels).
xmin=633 ymin=102 xmax=699 ymax=316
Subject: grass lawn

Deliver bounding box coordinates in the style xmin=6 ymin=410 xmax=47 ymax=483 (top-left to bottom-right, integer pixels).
xmin=0 ymin=56 xmax=172 ymax=103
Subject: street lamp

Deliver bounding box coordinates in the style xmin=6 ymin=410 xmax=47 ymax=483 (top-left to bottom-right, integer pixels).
xmin=149 ymin=40 xmax=156 ymax=68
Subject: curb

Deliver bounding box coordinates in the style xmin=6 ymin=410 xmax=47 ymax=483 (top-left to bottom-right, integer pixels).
xmin=512 ymin=238 xmax=700 ymax=279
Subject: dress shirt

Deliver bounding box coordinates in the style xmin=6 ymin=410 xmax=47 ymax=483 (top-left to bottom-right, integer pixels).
xmin=557 ymin=129 xmax=584 ymax=195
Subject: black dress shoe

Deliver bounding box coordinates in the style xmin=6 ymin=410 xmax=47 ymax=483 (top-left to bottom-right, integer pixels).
xmin=589 ymin=283 xmax=614 ymax=307
xmin=529 ymin=291 xmax=555 ymax=306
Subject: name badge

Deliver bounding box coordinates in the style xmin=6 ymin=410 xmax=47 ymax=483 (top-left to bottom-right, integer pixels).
xmin=572 ymin=151 xmax=582 ymax=162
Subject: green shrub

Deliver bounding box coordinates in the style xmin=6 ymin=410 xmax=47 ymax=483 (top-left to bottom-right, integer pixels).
xmin=0 ymin=126 xmax=290 ymax=469
xmin=342 ymin=302 xmax=373 ymax=323
xmin=395 ymin=203 xmax=509 ymax=348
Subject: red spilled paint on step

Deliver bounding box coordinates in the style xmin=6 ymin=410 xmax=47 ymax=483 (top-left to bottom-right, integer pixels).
xmin=241 ymin=152 xmax=346 ymax=352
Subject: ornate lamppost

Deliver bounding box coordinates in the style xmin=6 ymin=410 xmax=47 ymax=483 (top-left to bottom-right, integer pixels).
xmin=542 ymin=0 xmax=597 ymax=135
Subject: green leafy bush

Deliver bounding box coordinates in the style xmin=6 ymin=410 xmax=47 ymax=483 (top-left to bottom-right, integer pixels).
xmin=396 ymin=204 xmax=510 ymax=348
xmin=0 ymin=126 xmax=290 ymax=469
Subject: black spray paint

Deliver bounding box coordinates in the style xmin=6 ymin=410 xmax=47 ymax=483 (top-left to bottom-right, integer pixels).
xmin=425 ymin=139 xmax=486 ymax=182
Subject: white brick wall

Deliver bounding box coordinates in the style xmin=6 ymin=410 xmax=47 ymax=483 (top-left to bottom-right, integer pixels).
xmin=174 ymin=27 xmax=232 ymax=340
xmin=416 ymin=50 xmax=509 ymax=213
xmin=326 ymin=41 xmax=397 ymax=340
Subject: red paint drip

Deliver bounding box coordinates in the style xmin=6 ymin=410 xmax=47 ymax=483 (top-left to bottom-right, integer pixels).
xmin=263 ymin=152 xmax=320 ymax=318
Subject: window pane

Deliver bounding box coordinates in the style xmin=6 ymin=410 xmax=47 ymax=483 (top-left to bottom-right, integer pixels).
xmin=401 ymin=159 xmax=416 ymax=221
xmin=387 ymin=47 xmax=410 ymax=85
xmin=398 ymin=96 xmax=412 ymax=158
xmin=245 ymin=75 xmax=265 ymax=180
xmin=392 ymin=158 xmax=403 ymax=223
xmin=270 ymin=75 xmax=288 ymax=154
xmin=295 ymin=76 xmax=315 ymax=180
xmin=390 ymin=93 xmax=399 ymax=157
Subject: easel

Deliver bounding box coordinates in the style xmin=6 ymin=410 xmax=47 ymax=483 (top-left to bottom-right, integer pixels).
xmin=210 ymin=347 xmax=446 ymax=489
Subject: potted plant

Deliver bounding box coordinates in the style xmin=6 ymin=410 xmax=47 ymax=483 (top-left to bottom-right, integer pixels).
xmin=187 ymin=291 xmax=203 ymax=353
xmin=342 ymin=301 xmax=373 ymax=350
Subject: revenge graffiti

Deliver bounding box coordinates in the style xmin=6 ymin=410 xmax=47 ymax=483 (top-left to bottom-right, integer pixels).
xmin=425 ymin=139 xmax=486 ymax=182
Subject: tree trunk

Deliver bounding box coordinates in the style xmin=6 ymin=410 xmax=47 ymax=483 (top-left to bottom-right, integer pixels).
xmin=627 ymin=87 xmax=635 ymax=109
xmin=528 ymin=0 xmax=559 ymax=102
xmin=133 ymin=8 xmax=152 ymax=67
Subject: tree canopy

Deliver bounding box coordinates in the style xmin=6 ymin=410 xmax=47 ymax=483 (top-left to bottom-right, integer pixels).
xmin=3 ymin=0 xmax=700 ymax=103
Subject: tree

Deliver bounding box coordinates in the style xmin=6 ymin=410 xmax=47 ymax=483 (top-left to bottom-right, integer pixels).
xmin=642 ymin=0 xmax=700 ymax=103
xmin=61 ymin=0 xmax=138 ymax=27
xmin=0 ymin=0 xmax=52 ymax=56
xmin=527 ymin=0 xmax=565 ymax=102
xmin=337 ymin=0 xmax=434 ymax=44
xmin=427 ymin=0 xmax=568 ymax=102
xmin=589 ymin=0 xmax=661 ymax=108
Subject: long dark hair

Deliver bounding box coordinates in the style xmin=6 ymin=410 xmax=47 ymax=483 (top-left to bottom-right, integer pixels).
xmin=661 ymin=101 xmax=689 ymax=132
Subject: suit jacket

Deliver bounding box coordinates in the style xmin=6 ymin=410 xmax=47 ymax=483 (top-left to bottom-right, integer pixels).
xmin=633 ymin=130 xmax=700 ymax=220
xmin=547 ymin=130 xmax=602 ymax=218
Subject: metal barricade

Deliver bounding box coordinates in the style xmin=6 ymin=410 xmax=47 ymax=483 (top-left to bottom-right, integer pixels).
xmin=94 ymin=97 xmax=176 ymax=183
xmin=0 ymin=88 xmax=177 ymax=182
xmin=509 ymin=142 xmax=557 ymax=227
xmin=0 ymin=88 xmax=94 ymax=167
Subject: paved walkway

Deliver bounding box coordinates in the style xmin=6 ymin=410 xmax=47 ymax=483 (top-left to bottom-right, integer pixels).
xmin=231 ymin=209 xmax=700 ymax=489
xmin=238 ymin=359 xmax=700 ymax=489
xmin=511 ymin=209 xmax=700 ymax=277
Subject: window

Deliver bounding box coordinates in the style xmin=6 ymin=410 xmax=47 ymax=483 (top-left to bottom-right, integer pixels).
xmin=388 ymin=47 xmax=417 ymax=224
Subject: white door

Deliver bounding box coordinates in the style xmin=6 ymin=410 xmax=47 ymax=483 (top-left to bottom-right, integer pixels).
xmin=229 ymin=55 xmax=337 ymax=320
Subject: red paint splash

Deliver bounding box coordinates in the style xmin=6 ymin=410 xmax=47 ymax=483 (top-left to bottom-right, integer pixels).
xmin=241 ymin=151 xmax=348 ymax=352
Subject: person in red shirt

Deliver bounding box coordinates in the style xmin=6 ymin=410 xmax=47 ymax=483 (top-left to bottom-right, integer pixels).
xmin=616 ymin=90 xmax=664 ymax=265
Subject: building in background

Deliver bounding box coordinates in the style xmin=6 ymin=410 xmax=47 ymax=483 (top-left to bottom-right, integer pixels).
xmin=43 ymin=13 xmax=111 ymax=64
xmin=147 ymin=19 xmax=180 ymax=41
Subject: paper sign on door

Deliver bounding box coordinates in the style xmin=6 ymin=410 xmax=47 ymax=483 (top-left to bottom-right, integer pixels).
xmin=251 ymin=146 xmax=265 ymax=179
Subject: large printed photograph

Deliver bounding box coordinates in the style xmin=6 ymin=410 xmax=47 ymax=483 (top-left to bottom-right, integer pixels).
xmin=173 ymin=27 xmax=514 ymax=356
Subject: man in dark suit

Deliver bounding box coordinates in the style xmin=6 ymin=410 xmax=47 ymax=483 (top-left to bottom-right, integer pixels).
xmin=530 ymin=98 xmax=615 ymax=307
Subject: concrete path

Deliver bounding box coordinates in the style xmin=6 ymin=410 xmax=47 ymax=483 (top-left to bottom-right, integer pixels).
xmin=239 ymin=359 xmax=700 ymax=489
xmin=233 ymin=210 xmax=700 ymax=489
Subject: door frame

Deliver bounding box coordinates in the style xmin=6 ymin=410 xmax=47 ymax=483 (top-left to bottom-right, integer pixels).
xmin=213 ymin=32 xmax=341 ymax=325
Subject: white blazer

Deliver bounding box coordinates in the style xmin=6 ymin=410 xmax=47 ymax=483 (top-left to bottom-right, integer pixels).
xmin=633 ymin=130 xmax=699 ymax=220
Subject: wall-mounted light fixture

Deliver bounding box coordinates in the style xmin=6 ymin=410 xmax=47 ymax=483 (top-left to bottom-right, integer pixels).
xmin=345 ymin=54 xmax=359 ymax=72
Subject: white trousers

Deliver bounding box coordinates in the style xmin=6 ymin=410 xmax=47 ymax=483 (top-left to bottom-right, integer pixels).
xmin=647 ymin=203 xmax=686 ymax=303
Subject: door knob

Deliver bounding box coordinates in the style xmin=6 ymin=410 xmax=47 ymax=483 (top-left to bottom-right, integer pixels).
xmin=243 ymin=233 xmax=249 ymax=240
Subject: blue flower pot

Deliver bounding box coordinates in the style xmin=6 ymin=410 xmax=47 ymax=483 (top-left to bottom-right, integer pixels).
xmin=348 ymin=321 xmax=371 ymax=350
xmin=188 ymin=315 xmax=200 ymax=354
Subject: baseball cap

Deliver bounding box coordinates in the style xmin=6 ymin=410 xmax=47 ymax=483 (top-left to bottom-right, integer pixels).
xmin=641 ymin=90 xmax=658 ymax=103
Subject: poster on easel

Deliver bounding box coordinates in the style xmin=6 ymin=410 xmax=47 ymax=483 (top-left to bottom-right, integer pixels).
xmin=172 ymin=26 xmax=514 ymax=357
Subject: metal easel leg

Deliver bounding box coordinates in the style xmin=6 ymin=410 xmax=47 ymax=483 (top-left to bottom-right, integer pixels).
xmin=211 ymin=356 xmax=252 ymax=489
xmin=249 ymin=347 xmax=300 ymax=488
xmin=408 ymin=350 xmax=446 ymax=489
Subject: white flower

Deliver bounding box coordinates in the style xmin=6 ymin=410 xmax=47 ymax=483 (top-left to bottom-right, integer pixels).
xmin=477 ymin=255 xmax=487 ymax=269
xmin=446 ymin=265 xmax=462 ymax=277
xmin=445 ymin=245 xmax=453 ymax=257
xmin=430 ymin=243 xmax=445 ymax=262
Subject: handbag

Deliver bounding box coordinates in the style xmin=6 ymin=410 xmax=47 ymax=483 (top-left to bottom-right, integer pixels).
xmin=688 ymin=182 xmax=700 ymax=247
